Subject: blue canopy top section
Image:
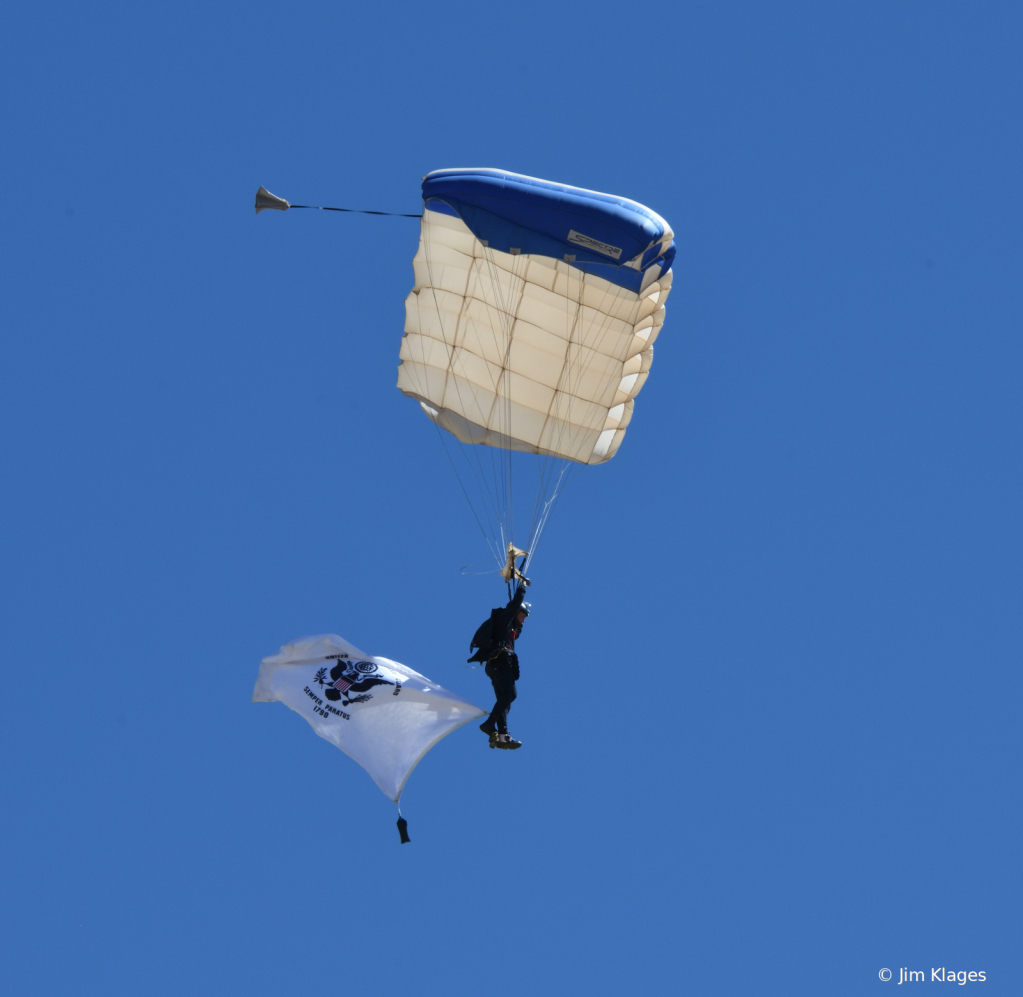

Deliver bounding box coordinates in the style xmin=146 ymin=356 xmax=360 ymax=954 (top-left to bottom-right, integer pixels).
xmin=421 ymin=169 xmax=674 ymax=291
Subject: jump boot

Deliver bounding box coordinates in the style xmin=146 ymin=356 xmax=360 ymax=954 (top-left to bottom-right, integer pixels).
xmin=480 ymin=721 xmax=499 ymax=749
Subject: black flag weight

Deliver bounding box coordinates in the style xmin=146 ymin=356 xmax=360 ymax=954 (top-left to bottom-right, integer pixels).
xmin=396 ymin=816 xmax=411 ymax=844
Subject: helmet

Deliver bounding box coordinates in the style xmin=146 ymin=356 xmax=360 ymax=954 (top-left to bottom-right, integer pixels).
xmin=518 ymin=602 xmax=531 ymax=616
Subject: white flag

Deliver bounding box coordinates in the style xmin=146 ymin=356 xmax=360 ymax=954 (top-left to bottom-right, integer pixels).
xmin=253 ymin=633 xmax=485 ymax=801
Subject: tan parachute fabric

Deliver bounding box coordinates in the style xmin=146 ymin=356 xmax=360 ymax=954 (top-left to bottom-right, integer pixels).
xmin=499 ymin=543 xmax=530 ymax=585
xmin=398 ymin=207 xmax=672 ymax=466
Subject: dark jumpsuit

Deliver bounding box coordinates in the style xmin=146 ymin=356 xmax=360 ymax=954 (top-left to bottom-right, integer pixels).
xmin=483 ymin=586 xmax=526 ymax=734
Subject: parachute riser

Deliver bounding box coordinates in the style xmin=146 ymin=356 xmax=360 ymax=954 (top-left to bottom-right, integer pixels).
xmin=504 ymin=552 xmax=528 ymax=601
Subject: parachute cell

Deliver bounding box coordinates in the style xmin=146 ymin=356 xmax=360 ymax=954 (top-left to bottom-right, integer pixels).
xmin=398 ymin=169 xmax=674 ymax=465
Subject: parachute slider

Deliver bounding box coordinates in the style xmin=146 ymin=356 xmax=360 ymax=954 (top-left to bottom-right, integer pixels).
xmin=499 ymin=543 xmax=530 ymax=586
xmin=255 ymin=186 xmax=291 ymax=213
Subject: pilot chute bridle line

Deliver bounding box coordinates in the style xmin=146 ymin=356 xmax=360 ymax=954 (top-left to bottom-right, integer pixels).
xmin=255 ymin=185 xmax=421 ymax=217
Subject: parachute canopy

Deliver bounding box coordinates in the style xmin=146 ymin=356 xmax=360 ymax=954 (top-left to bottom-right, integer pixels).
xmin=398 ymin=169 xmax=675 ymax=465
xmin=253 ymin=634 xmax=485 ymax=801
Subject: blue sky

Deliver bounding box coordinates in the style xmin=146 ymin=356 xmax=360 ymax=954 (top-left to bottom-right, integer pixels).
xmin=1 ymin=2 xmax=1020 ymax=995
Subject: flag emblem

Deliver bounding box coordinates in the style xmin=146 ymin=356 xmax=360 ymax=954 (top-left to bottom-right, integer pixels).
xmin=312 ymin=659 xmax=394 ymax=707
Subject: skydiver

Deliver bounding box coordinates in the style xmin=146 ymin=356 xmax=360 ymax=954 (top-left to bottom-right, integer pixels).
xmin=469 ymin=584 xmax=529 ymax=750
